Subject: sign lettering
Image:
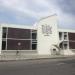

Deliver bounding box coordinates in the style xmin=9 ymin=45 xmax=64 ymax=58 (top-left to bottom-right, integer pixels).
xmin=42 ymin=25 xmax=52 ymax=36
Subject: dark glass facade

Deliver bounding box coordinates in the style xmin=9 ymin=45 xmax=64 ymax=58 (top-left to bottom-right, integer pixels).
xmin=2 ymin=27 xmax=7 ymax=38
xmin=32 ymin=33 xmax=37 ymax=39
xmin=2 ymin=27 xmax=37 ymax=50
xmin=69 ymin=42 xmax=75 ymax=49
xmin=8 ymin=28 xmax=31 ymax=39
xmin=7 ymin=39 xmax=31 ymax=50
xmin=32 ymin=44 xmax=37 ymax=50
xmin=68 ymin=33 xmax=75 ymax=49
xmin=2 ymin=41 xmax=6 ymax=50
xmin=68 ymin=33 xmax=75 ymax=41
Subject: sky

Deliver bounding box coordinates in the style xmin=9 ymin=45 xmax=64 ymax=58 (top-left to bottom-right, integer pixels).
xmin=0 ymin=0 xmax=75 ymax=29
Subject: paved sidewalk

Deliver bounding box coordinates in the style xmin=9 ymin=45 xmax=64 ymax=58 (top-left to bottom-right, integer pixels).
xmin=0 ymin=54 xmax=75 ymax=61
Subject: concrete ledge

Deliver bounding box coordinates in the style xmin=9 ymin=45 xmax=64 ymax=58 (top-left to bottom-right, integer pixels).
xmin=0 ymin=54 xmax=75 ymax=62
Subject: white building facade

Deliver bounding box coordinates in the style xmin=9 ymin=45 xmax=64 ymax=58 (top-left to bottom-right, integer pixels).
xmin=0 ymin=14 xmax=75 ymax=56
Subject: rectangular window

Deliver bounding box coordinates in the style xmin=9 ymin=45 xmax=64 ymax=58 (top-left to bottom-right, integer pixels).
xmin=2 ymin=41 xmax=6 ymax=50
xmin=7 ymin=39 xmax=31 ymax=50
xmin=59 ymin=42 xmax=63 ymax=49
xmin=32 ymin=39 xmax=37 ymax=50
xmin=64 ymin=35 xmax=67 ymax=40
xmin=69 ymin=42 xmax=75 ymax=49
xmin=32 ymin=33 xmax=37 ymax=39
xmin=2 ymin=28 xmax=37 ymax=51
xmin=64 ymin=44 xmax=67 ymax=49
xmin=8 ymin=28 xmax=31 ymax=39
xmin=32 ymin=44 xmax=37 ymax=50
xmin=2 ymin=27 xmax=7 ymax=38
xmin=2 ymin=27 xmax=7 ymax=50
xmin=32 ymin=30 xmax=37 ymax=39
xmin=59 ymin=32 xmax=62 ymax=40
xmin=68 ymin=33 xmax=75 ymax=41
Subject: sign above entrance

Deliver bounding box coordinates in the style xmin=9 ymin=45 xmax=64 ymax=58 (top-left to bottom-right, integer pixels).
xmin=42 ymin=25 xmax=52 ymax=36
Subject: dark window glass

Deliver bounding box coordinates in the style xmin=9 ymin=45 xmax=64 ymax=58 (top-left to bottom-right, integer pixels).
xmin=7 ymin=39 xmax=31 ymax=50
xmin=64 ymin=35 xmax=67 ymax=40
xmin=68 ymin=33 xmax=75 ymax=41
xmin=2 ymin=27 xmax=7 ymax=38
xmin=32 ymin=44 xmax=37 ymax=50
xmin=59 ymin=42 xmax=63 ymax=49
xmin=32 ymin=33 xmax=37 ymax=39
xmin=2 ymin=41 xmax=6 ymax=50
xmin=64 ymin=44 xmax=67 ymax=49
xmin=69 ymin=42 xmax=75 ymax=49
xmin=59 ymin=32 xmax=62 ymax=40
xmin=8 ymin=28 xmax=31 ymax=39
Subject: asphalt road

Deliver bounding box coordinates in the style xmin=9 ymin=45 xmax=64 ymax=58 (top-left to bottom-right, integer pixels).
xmin=0 ymin=58 xmax=75 ymax=75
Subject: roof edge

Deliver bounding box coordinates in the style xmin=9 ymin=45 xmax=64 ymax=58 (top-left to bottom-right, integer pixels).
xmin=39 ymin=14 xmax=57 ymax=21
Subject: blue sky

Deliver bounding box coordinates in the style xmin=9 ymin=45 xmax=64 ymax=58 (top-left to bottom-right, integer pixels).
xmin=0 ymin=0 xmax=75 ymax=29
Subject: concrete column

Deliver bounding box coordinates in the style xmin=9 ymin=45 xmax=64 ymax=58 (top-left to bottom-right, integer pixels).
xmin=0 ymin=25 xmax=2 ymax=54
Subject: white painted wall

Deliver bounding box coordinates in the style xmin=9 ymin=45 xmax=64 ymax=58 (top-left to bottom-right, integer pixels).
xmin=37 ymin=15 xmax=59 ymax=55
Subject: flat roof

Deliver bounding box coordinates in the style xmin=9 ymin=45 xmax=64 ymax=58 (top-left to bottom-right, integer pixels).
xmin=39 ymin=14 xmax=57 ymax=21
xmin=59 ymin=28 xmax=75 ymax=33
xmin=0 ymin=23 xmax=36 ymax=30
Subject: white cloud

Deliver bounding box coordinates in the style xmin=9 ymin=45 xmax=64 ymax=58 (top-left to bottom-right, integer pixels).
xmin=58 ymin=12 xmax=75 ymax=29
xmin=0 ymin=0 xmax=55 ymax=19
xmin=33 ymin=0 xmax=50 ymax=8
xmin=0 ymin=0 xmax=75 ymax=29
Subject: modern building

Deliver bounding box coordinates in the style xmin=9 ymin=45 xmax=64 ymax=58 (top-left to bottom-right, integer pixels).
xmin=0 ymin=14 xmax=75 ymax=56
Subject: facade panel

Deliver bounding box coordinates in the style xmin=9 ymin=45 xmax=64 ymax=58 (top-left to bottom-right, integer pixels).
xmin=69 ymin=42 xmax=75 ymax=49
xmin=7 ymin=39 xmax=31 ymax=50
xmin=68 ymin=33 xmax=75 ymax=41
xmin=8 ymin=28 xmax=31 ymax=39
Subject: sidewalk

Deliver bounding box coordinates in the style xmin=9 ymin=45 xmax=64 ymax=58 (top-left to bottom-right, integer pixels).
xmin=0 ymin=54 xmax=75 ymax=61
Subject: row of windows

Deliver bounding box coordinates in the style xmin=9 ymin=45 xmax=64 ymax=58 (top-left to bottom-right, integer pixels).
xmin=59 ymin=41 xmax=75 ymax=49
xmin=2 ymin=27 xmax=37 ymax=39
xmin=2 ymin=27 xmax=37 ymax=50
xmin=2 ymin=40 xmax=37 ymax=50
xmin=59 ymin=32 xmax=75 ymax=41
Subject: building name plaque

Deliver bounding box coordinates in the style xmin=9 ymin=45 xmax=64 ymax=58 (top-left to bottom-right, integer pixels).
xmin=42 ymin=25 xmax=52 ymax=36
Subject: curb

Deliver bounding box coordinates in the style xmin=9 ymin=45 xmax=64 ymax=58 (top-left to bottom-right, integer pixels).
xmin=0 ymin=55 xmax=75 ymax=62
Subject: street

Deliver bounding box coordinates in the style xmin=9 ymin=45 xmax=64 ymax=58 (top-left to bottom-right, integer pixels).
xmin=0 ymin=57 xmax=75 ymax=75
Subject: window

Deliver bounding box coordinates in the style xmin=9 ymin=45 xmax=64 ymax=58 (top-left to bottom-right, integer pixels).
xmin=31 ymin=30 xmax=37 ymax=50
xmin=2 ymin=41 xmax=6 ymax=50
xmin=59 ymin=42 xmax=63 ymax=49
xmin=8 ymin=28 xmax=31 ymax=39
xmin=69 ymin=42 xmax=75 ymax=49
xmin=2 ymin=28 xmax=37 ymax=50
xmin=32 ymin=44 xmax=37 ymax=50
xmin=59 ymin=32 xmax=62 ymax=40
xmin=68 ymin=33 xmax=75 ymax=41
xmin=64 ymin=44 xmax=67 ymax=49
xmin=63 ymin=32 xmax=68 ymax=40
xmin=64 ymin=35 xmax=67 ymax=40
xmin=32 ymin=30 xmax=37 ymax=39
xmin=2 ymin=27 xmax=7 ymax=50
xmin=2 ymin=27 xmax=7 ymax=38
xmin=32 ymin=33 xmax=37 ymax=39
xmin=7 ymin=39 xmax=31 ymax=50
xmin=32 ymin=39 xmax=37 ymax=50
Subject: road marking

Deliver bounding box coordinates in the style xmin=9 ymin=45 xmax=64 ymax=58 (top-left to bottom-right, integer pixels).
xmin=57 ymin=63 xmax=66 ymax=65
